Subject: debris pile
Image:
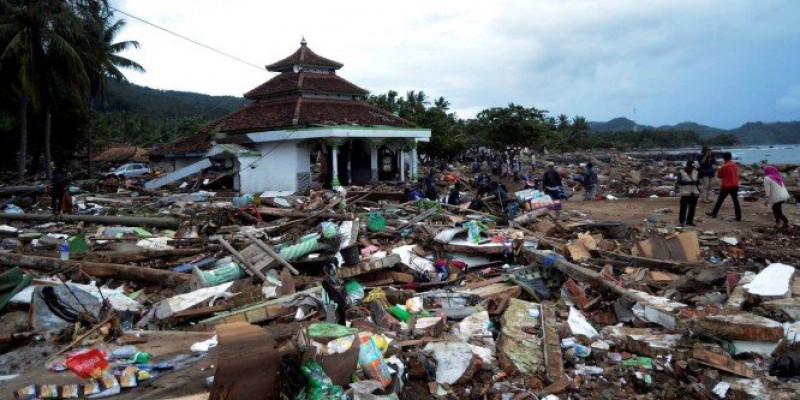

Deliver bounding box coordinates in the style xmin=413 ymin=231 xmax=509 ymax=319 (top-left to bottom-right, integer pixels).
xmin=1 ymin=154 xmax=800 ymax=399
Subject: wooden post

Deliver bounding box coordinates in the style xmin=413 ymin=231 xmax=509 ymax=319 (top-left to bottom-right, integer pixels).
xmin=214 ymin=236 xmax=267 ymax=282
xmin=243 ymin=232 xmax=300 ymax=275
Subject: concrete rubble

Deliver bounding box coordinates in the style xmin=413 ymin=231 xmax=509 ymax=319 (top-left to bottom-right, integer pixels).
xmin=1 ymin=152 xmax=799 ymax=399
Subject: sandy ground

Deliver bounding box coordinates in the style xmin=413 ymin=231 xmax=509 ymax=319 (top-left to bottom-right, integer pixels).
xmin=561 ymin=193 xmax=798 ymax=235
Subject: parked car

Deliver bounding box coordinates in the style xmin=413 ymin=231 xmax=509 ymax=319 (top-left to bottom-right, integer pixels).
xmin=105 ymin=163 xmax=151 ymax=178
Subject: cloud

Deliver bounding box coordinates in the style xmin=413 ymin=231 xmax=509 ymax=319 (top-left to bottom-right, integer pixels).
xmin=778 ymin=85 xmax=800 ymax=110
xmin=113 ymin=0 xmax=800 ymax=128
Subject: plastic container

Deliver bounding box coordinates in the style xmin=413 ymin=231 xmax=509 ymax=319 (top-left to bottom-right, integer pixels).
xmin=386 ymin=305 xmax=410 ymax=322
xmin=339 ymin=244 xmax=360 ymax=266
xmin=60 ymin=242 xmax=70 ymax=261
xmin=190 ymin=262 xmax=245 ymax=290
xmin=367 ymin=212 xmax=387 ymax=232
xmin=357 ymin=336 xmax=393 ymax=388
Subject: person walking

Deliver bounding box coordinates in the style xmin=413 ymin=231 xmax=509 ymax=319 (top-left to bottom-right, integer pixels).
xmin=677 ymin=160 xmax=700 ymax=226
xmin=698 ymin=146 xmax=716 ymax=203
xmin=706 ymin=152 xmax=741 ymax=221
xmin=582 ymin=162 xmax=598 ymax=201
xmin=763 ymin=165 xmax=790 ymax=228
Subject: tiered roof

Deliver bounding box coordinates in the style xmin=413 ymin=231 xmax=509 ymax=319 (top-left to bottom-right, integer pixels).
xmin=266 ymin=38 xmax=344 ymax=72
xmin=213 ymin=40 xmax=413 ymax=134
xmin=153 ymin=40 xmax=415 ymax=154
xmin=243 ymin=72 xmax=368 ymax=100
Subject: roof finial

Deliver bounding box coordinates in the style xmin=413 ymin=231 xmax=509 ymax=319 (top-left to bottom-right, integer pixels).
xmin=300 ymin=36 xmax=307 ymax=46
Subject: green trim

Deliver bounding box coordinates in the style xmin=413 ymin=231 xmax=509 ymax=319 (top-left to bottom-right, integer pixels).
xmin=331 ymin=175 xmax=341 ymax=188
xmin=301 ymin=125 xmax=427 ymax=132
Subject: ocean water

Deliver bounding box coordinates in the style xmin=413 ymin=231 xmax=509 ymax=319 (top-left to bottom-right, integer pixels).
xmin=720 ymin=145 xmax=800 ymax=165
xmin=656 ymin=145 xmax=800 ymax=165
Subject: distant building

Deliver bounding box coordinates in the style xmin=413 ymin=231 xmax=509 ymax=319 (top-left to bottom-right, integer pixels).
xmin=147 ymin=39 xmax=430 ymax=193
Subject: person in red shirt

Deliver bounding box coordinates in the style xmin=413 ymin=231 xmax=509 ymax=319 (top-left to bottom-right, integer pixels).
xmin=706 ymin=152 xmax=741 ymax=221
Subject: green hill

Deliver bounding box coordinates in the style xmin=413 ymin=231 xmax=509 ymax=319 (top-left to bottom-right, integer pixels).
xmin=94 ymin=82 xmax=248 ymax=147
xmin=589 ymin=117 xmax=800 ymax=145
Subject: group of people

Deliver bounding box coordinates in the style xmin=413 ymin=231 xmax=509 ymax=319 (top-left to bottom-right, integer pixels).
xmin=676 ymin=147 xmax=791 ymax=228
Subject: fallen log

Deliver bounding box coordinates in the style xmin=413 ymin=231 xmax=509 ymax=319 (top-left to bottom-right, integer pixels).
xmin=0 ymin=252 xmax=189 ymax=286
xmin=32 ymin=248 xmax=206 ymax=263
xmin=0 ymin=213 xmax=181 ymax=229
xmin=0 ymin=185 xmax=48 ymax=195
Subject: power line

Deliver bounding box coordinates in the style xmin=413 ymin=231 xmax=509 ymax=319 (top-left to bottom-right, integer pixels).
xmin=106 ymin=6 xmax=348 ymax=167
xmin=110 ymin=7 xmax=358 ymax=98
xmin=110 ymin=7 xmax=265 ymax=72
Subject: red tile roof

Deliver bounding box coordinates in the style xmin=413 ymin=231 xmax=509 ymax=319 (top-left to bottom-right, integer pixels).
xmin=93 ymin=146 xmax=149 ymax=162
xmin=243 ymin=72 xmax=368 ymax=100
xmin=206 ymin=96 xmax=415 ymax=134
xmin=266 ymin=43 xmax=343 ymax=72
xmin=149 ymin=131 xmax=212 ymax=157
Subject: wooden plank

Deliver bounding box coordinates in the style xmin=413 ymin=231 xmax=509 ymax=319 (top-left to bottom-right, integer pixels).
xmin=692 ymin=348 xmax=755 ymax=378
xmin=541 ymin=302 xmax=565 ymax=383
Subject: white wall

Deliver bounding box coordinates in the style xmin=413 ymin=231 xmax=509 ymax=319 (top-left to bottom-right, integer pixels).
xmin=238 ymin=141 xmax=307 ymax=193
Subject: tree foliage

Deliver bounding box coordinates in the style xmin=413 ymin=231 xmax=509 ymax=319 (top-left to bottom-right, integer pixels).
xmin=0 ymin=0 xmax=147 ymax=178
xmin=469 ymin=104 xmax=553 ymax=149
xmin=368 ymin=90 xmax=466 ymax=159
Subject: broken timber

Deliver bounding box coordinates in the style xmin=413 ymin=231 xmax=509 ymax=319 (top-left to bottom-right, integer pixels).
xmin=0 ymin=212 xmax=181 ymax=229
xmin=0 ymin=252 xmax=188 ymax=286
xmin=541 ymin=302 xmax=565 ymax=383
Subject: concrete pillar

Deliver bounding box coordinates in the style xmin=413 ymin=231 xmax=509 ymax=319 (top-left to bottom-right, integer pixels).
xmin=370 ymin=144 xmax=379 ymax=182
xmin=345 ymin=140 xmax=352 ymax=185
xmin=399 ymin=149 xmax=405 ymax=182
xmin=411 ymin=142 xmax=419 ymax=181
xmin=331 ymin=142 xmax=340 ymax=188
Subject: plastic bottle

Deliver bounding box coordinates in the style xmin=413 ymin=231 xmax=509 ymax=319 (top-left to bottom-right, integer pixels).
xmin=111 ymin=345 xmax=139 ymax=360
xmin=60 ymin=242 xmax=70 ymax=261
xmin=129 ymin=352 xmax=152 ymax=364
xmin=386 ymin=305 xmax=410 ymax=322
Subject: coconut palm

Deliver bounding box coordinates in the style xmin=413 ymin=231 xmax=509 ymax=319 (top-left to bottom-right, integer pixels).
xmin=0 ymin=0 xmax=90 ymax=181
xmin=76 ymin=1 xmax=144 ymax=98
xmin=75 ymin=1 xmax=144 ymax=176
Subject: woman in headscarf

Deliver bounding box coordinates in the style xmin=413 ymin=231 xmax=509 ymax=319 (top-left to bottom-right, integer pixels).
xmin=763 ymin=165 xmax=790 ymax=228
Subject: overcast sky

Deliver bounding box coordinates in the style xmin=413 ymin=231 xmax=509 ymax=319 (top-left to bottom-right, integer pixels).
xmin=114 ymin=0 xmax=800 ymax=129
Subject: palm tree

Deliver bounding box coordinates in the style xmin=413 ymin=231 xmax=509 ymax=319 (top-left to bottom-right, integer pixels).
xmin=77 ymin=1 xmax=144 ymax=97
xmin=0 ymin=0 xmax=90 ymax=181
xmin=75 ymin=1 xmax=144 ymax=177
